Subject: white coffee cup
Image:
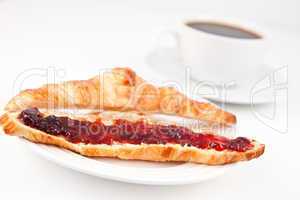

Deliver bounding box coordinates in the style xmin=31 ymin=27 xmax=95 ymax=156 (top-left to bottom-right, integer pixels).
xmin=162 ymin=18 xmax=269 ymax=85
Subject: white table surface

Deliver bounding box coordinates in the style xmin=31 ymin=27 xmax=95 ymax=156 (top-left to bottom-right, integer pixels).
xmin=0 ymin=0 xmax=299 ymax=199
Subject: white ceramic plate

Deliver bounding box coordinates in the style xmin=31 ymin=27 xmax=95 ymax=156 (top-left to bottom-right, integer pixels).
xmin=20 ymin=138 xmax=237 ymax=185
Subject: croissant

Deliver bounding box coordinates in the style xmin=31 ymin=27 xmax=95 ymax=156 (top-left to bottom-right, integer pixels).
xmin=5 ymin=68 xmax=236 ymax=125
xmin=0 ymin=108 xmax=264 ymax=165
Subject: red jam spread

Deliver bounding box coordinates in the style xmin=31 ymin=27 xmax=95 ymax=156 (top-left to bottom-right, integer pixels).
xmin=18 ymin=108 xmax=253 ymax=152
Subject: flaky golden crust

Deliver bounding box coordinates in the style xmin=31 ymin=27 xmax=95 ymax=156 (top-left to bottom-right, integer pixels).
xmin=5 ymin=68 xmax=236 ymax=125
xmin=0 ymin=111 xmax=264 ymax=165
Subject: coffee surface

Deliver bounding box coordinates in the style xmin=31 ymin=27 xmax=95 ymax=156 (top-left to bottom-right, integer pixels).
xmin=187 ymin=22 xmax=261 ymax=39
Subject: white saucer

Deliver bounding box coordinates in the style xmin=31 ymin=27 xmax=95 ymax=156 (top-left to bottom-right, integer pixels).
xmin=146 ymin=47 xmax=283 ymax=105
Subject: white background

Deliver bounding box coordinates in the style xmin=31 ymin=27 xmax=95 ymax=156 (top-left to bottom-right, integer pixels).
xmin=0 ymin=0 xmax=299 ymax=199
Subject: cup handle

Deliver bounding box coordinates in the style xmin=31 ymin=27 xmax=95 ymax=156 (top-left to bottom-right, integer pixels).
xmin=154 ymin=30 xmax=179 ymax=49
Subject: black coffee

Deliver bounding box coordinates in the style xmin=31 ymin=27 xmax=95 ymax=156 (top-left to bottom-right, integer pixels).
xmin=187 ymin=22 xmax=261 ymax=39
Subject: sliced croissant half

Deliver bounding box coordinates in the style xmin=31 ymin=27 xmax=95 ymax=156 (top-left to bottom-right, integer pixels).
xmin=5 ymin=68 xmax=236 ymax=125
xmin=0 ymin=108 xmax=264 ymax=165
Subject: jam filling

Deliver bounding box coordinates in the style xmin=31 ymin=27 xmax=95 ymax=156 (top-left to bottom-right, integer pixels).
xmin=18 ymin=108 xmax=253 ymax=152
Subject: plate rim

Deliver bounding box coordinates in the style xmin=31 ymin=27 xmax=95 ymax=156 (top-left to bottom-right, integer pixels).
xmin=20 ymin=138 xmax=238 ymax=185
